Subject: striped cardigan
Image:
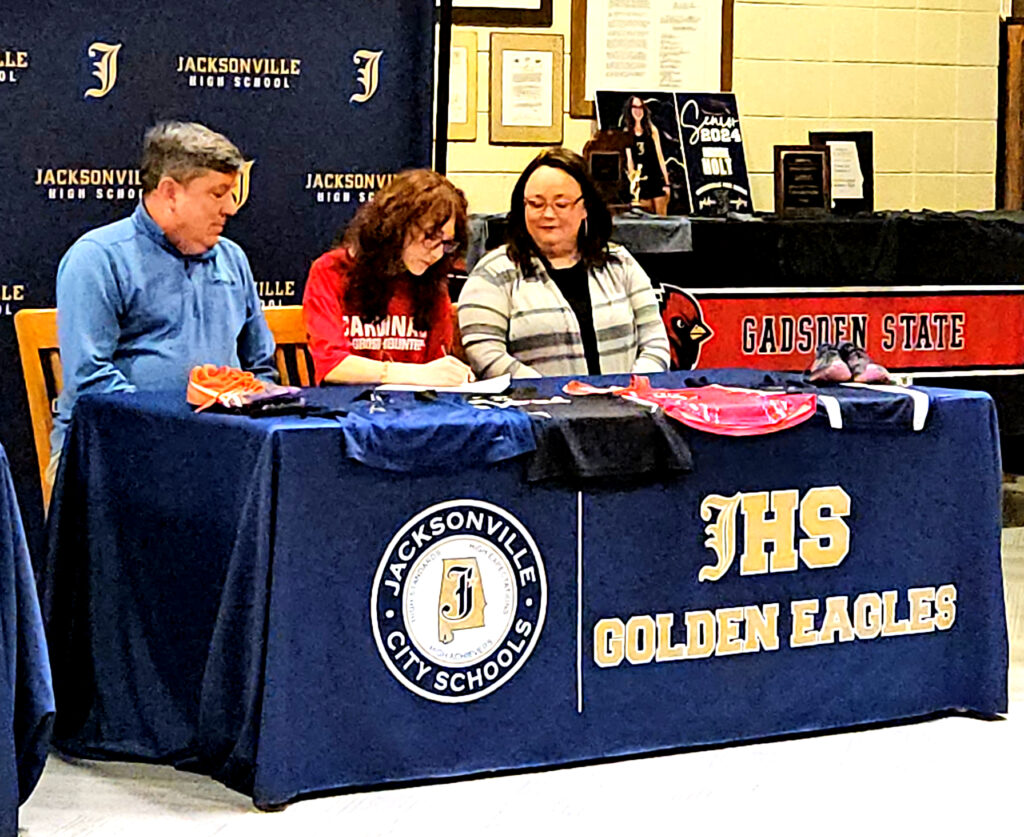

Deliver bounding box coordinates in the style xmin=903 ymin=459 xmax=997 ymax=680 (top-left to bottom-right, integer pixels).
xmin=458 ymin=244 xmax=670 ymax=379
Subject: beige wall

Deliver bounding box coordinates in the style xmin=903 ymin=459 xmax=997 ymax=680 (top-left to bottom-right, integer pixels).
xmin=445 ymin=2 xmax=585 ymax=214
xmin=735 ymin=0 xmax=1001 ymax=212
xmin=445 ymin=0 xmax=1003 ymax=214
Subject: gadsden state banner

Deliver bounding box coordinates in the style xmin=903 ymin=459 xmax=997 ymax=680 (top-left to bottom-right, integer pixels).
xmin=656 ymin=285 xmax=1024 ymax=374
xmin=0 ymin=0 xmax=435 ymax=544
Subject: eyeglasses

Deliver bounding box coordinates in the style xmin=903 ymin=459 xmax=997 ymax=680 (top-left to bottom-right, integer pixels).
xmin=524 ymin=195 xmax=583 ymax=214
xmin=423 ymin=232 xmax=460 ymax=254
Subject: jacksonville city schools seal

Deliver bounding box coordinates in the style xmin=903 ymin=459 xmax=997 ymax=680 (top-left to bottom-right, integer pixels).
xmin=371 ymin=499 xmax=547 ymax=703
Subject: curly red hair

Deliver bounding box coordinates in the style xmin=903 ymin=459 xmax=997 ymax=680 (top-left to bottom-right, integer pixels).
xmin=340 ymin=169 xmax=468 ymax=330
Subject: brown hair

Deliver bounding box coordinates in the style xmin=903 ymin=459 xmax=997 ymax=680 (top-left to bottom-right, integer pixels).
xmin=340 ymin=169 xmax=468 ymax=329
xmin=506 ymin=147 xmax=615 ymax=277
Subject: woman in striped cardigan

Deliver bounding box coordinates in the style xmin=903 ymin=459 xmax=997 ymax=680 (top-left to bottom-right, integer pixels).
xmin=458 ymin=148 xmax=669 ymax=380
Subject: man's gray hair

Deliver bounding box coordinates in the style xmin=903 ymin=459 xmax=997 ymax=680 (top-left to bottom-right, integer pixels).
xmin=140 ymin=121 xmax=243 ymax=193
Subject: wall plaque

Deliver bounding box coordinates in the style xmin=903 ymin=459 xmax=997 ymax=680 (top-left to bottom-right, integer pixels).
xmin=774 ymin=145 xmax=831 ymax=217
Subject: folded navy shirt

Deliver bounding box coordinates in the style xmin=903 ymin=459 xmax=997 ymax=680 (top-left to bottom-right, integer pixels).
xmin=337 ymin=390 xmax=536 ymax=474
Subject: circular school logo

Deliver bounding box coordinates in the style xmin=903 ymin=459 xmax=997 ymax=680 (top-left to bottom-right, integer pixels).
xmin=371 ymin=499 xmax=547 ymax=703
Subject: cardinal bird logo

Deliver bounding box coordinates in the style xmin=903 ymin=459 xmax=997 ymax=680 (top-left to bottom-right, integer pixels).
xmin=657 ymin=284 xmax=713 ymax=370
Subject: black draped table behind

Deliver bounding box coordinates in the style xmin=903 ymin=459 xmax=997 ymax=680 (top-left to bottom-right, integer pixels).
xmin=466 ymin=209 xmax=1024 ymax=286
xmin=42 ymin=374 xmax=1008 ymax=809
xmin=0 ymin=443 xmax=53 ymax=835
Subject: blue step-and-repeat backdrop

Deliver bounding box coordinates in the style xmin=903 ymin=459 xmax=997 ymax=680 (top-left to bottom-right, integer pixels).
xmin=0 ymin=0 xmax=437 ymax=544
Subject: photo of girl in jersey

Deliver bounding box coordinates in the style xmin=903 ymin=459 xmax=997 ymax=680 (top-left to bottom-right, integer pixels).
xmin=620 ymin=95 xmax=671 ymax=215
xmin=595 ymin=90 xmax=690 ymax=214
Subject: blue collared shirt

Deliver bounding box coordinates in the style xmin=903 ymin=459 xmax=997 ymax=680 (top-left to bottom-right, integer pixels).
xmin=52 ymin=202 xmax=276 ymax=457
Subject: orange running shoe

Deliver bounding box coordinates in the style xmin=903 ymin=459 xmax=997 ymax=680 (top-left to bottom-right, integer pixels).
xmin=187 ymin=364 xmax=300 ymax=412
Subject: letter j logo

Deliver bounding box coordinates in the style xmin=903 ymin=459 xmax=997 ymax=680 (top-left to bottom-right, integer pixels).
xmin=84 ymin=42 xmax=122 ymax=99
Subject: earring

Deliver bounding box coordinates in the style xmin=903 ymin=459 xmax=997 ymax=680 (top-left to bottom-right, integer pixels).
xmin=582 ymin=217 xmax=588 ymax=240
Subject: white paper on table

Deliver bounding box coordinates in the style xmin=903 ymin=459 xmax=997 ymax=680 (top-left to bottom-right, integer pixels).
xmin=501 ymin=50 xmax=552 ymax=128
xmin=376 ymin=373 xmax=511 ymax=394
xmin=826 ymin=140 xmax=864 ymax=202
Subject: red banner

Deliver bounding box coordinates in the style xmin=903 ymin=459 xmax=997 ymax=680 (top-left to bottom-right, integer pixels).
xmin=657 ymin=285 xmax=1024 ymax=372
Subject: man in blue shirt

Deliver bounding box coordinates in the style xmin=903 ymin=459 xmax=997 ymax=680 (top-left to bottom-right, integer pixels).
xmin=49 ymin=121 xmax=276 ymax=482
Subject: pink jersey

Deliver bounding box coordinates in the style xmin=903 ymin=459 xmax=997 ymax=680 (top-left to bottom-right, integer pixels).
xmin=564 ymin=376 xmax=817 ymax=436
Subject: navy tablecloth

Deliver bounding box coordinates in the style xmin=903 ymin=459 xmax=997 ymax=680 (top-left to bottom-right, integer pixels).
xmin=41 ymin=373 xmax=1008 ymax=808
xmin=0 ymin=443 xmax=53 ymax=836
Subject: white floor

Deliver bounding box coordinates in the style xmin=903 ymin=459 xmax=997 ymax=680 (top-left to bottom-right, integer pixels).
xmin=20 ymin=527 xmax=1024 ymax=837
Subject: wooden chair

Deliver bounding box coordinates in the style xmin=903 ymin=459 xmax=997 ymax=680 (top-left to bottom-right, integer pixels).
xmin=13 ymin=308 xmax=61 ymax=509
xmin=450 ymin=302 xmax=468 ymax=363
xmin=262 ymin=305 xmax=315 ymax=387
xmin=14 ymin=302 xmax=451 ymax=503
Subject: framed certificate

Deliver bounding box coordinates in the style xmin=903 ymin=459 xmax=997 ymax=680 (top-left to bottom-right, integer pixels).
xmin=570 ymin=0 xmax=735 ymax=118
xmin=449 ymin=30 xmax=478 ymax=141
xmin=809 ymin=131 xmax=874 ymax=214
xmin=489 ymin=32 xmax=564 ymax=144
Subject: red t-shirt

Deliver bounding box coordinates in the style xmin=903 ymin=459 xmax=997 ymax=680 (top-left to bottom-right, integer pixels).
xmin=303 ymin=248 xmax=453 ymax=384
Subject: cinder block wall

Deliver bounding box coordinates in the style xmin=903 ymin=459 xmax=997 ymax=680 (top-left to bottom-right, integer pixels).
xmin=444 ymin=4 xmax=584 ymax=214
xmin=446 ymin=0 xmax=1002 ymax=214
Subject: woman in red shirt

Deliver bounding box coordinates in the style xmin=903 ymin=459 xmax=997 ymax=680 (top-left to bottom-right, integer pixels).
xmin=303 ymin=169 xmax=474 ymax=386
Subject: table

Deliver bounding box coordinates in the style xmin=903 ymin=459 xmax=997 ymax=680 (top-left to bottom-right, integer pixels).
xmin=466 ymin=211 xmax=693 ymax=272
xmin=459 ymin=212 xmax=692 ymax=300
xmin=467 ymin=209 xmax=1024 ymax=287
xmin=681 ymin=211 xmax=1024 ymax=471
xmin=42 ymin=375 xmax=1008 ymax=809
xmin=0 ymin=443 xmax=54 ymax=834
xmin=468 ymin=210 xmax=1024 ymax=470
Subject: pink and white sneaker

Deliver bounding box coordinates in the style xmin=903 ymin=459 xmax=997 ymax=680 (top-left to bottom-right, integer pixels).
xmin=808 ymin=343 xmax=852 ymax=383
xmin=839 ymin=343 xmax=892 ymax=384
